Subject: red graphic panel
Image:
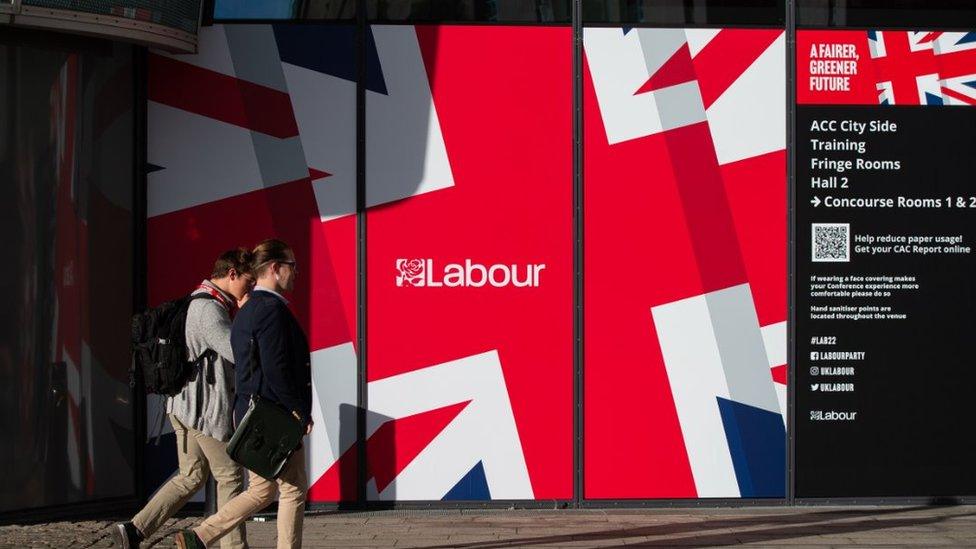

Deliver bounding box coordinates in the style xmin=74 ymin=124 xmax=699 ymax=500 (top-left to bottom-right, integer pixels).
xmin=797 ymin=30 xmax=882 ymax=105
xmin=366 ymin=25 xmax=573 ymax=500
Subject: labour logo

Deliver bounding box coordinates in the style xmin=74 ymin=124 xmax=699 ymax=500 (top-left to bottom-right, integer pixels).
xmin=395 ymin=258 xmax=546 ymax=288
xmin=396 ymin=259 xmax=426 ymax=287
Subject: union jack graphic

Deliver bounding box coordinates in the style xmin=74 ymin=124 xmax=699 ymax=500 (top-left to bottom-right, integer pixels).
xmin=869 ymin=31 xmax=976 ymax=105
xmin=150 ymin=23 xmax=785 ymax=503
xmin=148 ymin=24 xmax=570 ymax=503
xmin=584 ymin=27 xmax=787 ymax=498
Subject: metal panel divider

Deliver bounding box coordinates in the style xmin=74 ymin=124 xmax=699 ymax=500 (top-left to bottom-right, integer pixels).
xmin=572 ymin=0 xmax=584 ymax=510
xmin=356 ymin=0 xmax=368 ymax=509
xmin=133 ymin=42 xmax=149 ymax=508
xmin=786 ymin=0 xmax=797 ymax=506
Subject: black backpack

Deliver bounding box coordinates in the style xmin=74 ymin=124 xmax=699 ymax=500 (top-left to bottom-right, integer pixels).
xmin=130 ymin=293 xmax=216 ymax=396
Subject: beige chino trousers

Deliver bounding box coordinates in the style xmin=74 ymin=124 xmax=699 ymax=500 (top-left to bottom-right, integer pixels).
xmin=193 ymin=449 xmax=307 ymax=549
xmin=133 ymin=415 xmax=247 ymax=549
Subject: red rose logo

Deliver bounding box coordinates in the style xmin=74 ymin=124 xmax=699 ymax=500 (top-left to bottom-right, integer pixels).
xmin=396 ymin=259 xmax=425 ymax=287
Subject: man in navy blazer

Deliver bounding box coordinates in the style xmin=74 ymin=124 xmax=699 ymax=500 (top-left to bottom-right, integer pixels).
xmin=177 ymin=239 xmax=311 ymax=549
xmin=229 ymin=268 xmax=311 ymax=430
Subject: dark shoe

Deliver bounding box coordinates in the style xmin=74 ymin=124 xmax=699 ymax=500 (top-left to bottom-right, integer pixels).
xmin=174 ymin=529 xmax=206 ymax=549
xmin=110 ymin=522 xmax=143 ymax=548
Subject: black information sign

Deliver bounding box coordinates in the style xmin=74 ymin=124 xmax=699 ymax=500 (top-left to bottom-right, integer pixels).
xmin=796 ymin=106 xmax=976 ymax=498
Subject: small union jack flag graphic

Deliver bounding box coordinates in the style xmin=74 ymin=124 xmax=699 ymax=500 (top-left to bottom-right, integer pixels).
xmin=869 ymin=31 xmax=976 ymax=105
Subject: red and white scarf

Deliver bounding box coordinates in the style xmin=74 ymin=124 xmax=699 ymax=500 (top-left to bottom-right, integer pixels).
xmin=196 ymin=281 xmax=236 ymax=315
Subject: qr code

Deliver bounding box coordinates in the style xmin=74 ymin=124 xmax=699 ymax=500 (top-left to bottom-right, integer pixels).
xmin=812 ymin=223 xmax=850 ymax=262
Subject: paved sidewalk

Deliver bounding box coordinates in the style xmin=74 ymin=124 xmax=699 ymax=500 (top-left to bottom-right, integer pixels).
xmin=3 ymin=505 xmax=976 ymax=547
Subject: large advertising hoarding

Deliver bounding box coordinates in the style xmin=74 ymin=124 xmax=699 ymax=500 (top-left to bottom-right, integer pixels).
xmin=147 ymin=23 xmax=572 ymax=503
xmin=93 ymin=10 xmax=976 ymax=505
xmin=795 ymin=29 xmax=976 ymax=498
xmin=583 ymin=27 xmax=787 ymax=499
xmin=365 ymin=25 xmax=573 ymax=501
xmin=147 ymin=24 xmax=359 ymax=502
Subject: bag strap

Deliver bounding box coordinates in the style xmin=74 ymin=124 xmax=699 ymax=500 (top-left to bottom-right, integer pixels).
xmin=152 ymin=402 xmax=168 ymax=447
xmin=187 ymin=291 xmax=219 ymax=383
xmin=249 ymin=336 xmax=263 ymax=402
xmin=192 ymin=350 xmax=218 ymax=421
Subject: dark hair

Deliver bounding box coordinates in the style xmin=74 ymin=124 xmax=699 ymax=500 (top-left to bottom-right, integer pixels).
xmin=212 ymin=247 xmax=254 ymax=279
xmin=251 ymin=239 xmax=293 ymax=277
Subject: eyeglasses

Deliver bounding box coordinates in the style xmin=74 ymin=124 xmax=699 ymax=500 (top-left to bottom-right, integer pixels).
xmin=279 ymin=260 xmax=298 ymax=273
xmin=231 ymin=269 xmax=255 ymax=282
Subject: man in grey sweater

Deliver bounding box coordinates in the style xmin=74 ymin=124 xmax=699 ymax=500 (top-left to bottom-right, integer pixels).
xmin=113 ymin=249 xmax=255 ymax=549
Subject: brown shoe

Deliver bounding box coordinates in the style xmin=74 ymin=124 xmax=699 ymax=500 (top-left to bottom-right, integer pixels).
xmin=174 ymin=529 xmax=206 ymax=549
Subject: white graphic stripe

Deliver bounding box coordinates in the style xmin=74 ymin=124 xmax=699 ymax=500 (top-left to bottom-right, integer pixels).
xmin=652 ymin=294 xmax=740 ymax=498
xmin=148 ymin=103 xmax=307 ymax=217
xmin=366 ymin=350 xmax=532 ymax=500
xmin=584 ymin=27 xmax=707 ymax=144
xmin=367 ymin=25 xmax=455 ymax=209
xmin=308 ymin=342 xmax=359 ymax=483
xmin=705 ymin=33 xmax=785 ymax=165
xmin=686 ymin=29 xmax=721 ymax=58
xmin=281 ymin=61 xmax=357 ymax=221
xmin=707 ymin=284 xmax=782 ymax=416
xmin=760 ymin=321 xmax=787 ymax=371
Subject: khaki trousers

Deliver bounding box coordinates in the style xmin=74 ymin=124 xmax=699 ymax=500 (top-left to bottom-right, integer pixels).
xmin=194 ymin=449 xmax=307 ymax=549
xmin=132 ymin=415 xmax=247 ymax=549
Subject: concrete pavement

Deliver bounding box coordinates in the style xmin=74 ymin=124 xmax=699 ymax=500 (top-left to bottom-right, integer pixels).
xmin=3 ymin=505 xmax=976 ymax=547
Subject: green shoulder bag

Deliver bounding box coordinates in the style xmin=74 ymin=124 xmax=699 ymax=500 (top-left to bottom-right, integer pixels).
xmin=226 ymin=337 xmax=304 ymax=481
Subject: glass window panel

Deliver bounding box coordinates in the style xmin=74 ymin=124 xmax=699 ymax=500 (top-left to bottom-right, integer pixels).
xmin=301 ymin=0 xmax=356 ymax=19
xmin=215 ymin=0 xmax=356 ymax=19
xmin=368 ymin=0 xmax=572 ymax=23
xmin=583 ymin=0 xmax=784 ymax=27
xmin=798 ymin=0 xmax=976 ymax=29
xmin=0 ymin=34 xmax=136 ymax=513
xmin=215 ymin=0 xmax=301 ymax=19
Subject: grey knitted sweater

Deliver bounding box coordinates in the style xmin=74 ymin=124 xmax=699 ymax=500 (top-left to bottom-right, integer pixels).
xmin=166 ymin=281 xmax=236 ymax=441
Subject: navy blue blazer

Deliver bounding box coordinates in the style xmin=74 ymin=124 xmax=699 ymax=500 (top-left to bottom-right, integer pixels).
xmin=230 ymin=289 xmax=312 ymax=427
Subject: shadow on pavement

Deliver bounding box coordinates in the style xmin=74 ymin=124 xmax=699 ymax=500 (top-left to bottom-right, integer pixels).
xmin=414 ymin=506 xmax=975 ymax=548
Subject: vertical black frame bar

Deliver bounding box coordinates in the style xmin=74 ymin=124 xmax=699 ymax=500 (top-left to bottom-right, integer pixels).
xmin=201 ymin=0 xmax=215 ymax=26
xmin=355 ymin=0 xmax=369 ymax=508
xmin=133 ymin=43 xmax=149 ymax=506
xmin=572 ymin=0 xmax=584 ymax=509
xmin=786 ymin=0 xmax=797 ymax=505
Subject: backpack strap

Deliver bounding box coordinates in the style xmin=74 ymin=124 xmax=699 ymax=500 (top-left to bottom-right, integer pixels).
xmin=188 ymin=291 xmax=219 ymax=306
xmin=187 ymin=292 xmax=221 ymax=384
